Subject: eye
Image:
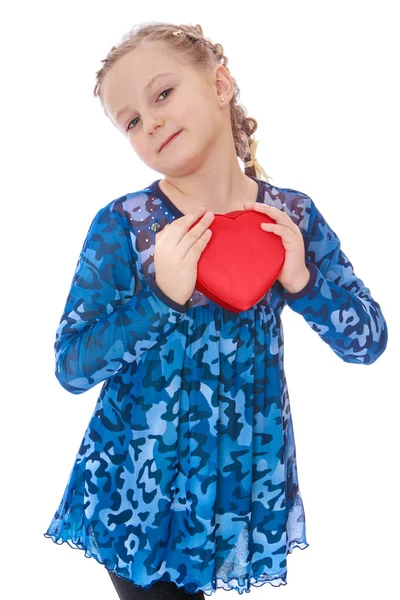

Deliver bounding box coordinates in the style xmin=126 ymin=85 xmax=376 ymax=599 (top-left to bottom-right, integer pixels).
xmin=126 ymin=88 xmax=173 ymax=132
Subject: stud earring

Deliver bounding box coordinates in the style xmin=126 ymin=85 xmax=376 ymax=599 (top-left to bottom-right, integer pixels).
xmin=221 ymin=98 xmax=225 ymax=102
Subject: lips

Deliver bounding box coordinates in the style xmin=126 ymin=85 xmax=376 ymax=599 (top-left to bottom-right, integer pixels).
xmin=159 ymin=130 xmax=182 ymax=152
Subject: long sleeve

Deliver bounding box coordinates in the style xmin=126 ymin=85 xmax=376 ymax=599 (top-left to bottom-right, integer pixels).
xmin=281 ymin=196 xmax=388 ymax=365
xmin=54 ymin=200 xmax=188 ymax=395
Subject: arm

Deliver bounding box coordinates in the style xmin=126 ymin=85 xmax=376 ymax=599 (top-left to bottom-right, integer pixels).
xmin=281 ymin=196 xmax=388 ymax=364
xmin=54 ymin=201 xmax=188 ymax=394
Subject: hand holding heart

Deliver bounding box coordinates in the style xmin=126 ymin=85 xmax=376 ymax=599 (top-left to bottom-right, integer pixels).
xmin=153 ymin=200 xmax=311 ymax=311
xmin=243 ymin=201 xmax=310 ymax=294
xmin=154 ymin=206 xmax=215 ymax=306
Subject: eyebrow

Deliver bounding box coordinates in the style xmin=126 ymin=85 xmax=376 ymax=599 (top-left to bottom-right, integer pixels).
xmin=115 ymin=72 xmax=174 ymax=123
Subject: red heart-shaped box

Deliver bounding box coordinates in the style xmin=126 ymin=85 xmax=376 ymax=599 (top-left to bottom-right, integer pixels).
xmin=189 ymin=209 xmax=285 ymax=312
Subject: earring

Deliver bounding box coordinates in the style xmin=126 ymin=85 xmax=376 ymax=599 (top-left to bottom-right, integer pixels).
xmin=221 ymin=98 xmax=225 ymax=102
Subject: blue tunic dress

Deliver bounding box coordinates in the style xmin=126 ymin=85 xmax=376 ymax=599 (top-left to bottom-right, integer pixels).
xmin=43 ymin=176 xmax=388 ymax=596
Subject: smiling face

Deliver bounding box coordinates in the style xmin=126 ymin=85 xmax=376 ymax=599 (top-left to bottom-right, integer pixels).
xmin=101 ymin=40 xmax=232 ymax=177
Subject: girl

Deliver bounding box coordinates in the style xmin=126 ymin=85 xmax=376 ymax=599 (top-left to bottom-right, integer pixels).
xmin=43 ymin=21 xmax=388 ymax=599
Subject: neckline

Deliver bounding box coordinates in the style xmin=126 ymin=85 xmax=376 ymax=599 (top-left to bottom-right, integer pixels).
xmin=148 ymin=176 xmax=265 ymax=218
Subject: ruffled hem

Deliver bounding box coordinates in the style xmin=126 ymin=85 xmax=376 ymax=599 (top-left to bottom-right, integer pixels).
xmin=43 ymin=531 xmax=309 ymax=595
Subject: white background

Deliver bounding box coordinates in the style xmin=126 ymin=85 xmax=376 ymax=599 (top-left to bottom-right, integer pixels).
xmin=1 ymin=0 xmax=398 ymax=598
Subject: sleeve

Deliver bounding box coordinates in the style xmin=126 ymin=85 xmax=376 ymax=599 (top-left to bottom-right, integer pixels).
xmin=54 ymin=201 xmax=188 ymax=395
xmin=280 ymin=196 xmax=388 ymax=365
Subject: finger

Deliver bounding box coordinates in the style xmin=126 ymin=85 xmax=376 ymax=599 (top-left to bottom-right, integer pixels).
xmin=164 ymin=205 xmax=209 ymax=244
xmin=179 ymin=210 xmax=215 ymax=256
xmin=244 ymin=202 xmax=285 ymax=219
xmin=260 ymin=222 xmax=291 ymax=241
xmin=245 ymin=202 xmax=299 ymax=233
xmin=186 ymin=227 xmax=213 ymax=261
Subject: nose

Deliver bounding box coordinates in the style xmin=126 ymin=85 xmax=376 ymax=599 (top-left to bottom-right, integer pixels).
xmin=143 ymin=115 xmax=164 ymax=136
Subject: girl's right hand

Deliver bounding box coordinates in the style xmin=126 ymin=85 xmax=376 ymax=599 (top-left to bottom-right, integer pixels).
xmin=153 ymin=206 xmax=215 ymax=306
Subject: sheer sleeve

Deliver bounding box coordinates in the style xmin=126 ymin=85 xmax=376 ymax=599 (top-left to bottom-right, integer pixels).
xmin=54 ymin=201 xmax=188 ymax=394
xmin=281 ymin=196 xmax=388 ymax=365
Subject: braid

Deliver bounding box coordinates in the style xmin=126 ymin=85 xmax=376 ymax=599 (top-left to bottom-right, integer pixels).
xmin=172 ymin=25 xmax=270 ymax=181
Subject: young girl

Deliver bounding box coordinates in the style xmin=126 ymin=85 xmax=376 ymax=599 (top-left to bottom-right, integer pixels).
xmin=43 ymin=21 xmax=388 ymax=599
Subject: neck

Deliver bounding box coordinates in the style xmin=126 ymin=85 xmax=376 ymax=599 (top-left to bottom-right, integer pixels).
xmin=159 ymin=129 xmax=259 ymax=214
xmin=160 ymin=167 xmax=257 ymax=215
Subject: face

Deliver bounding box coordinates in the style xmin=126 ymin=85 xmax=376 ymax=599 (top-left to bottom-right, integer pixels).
xmin=101 ymin=40 xmax=232 ymax=177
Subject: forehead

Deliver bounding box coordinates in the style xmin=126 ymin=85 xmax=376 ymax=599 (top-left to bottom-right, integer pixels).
xmin=102 ymin=42 xmax=193 ymax=121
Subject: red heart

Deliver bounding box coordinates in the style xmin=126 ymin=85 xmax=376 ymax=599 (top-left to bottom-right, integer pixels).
xmin=189 ymin=209 xmax=285 ymax=312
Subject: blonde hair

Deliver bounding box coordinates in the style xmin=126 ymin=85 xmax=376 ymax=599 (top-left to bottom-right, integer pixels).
xmin=94 ymin=21 xmax=270 ymax=182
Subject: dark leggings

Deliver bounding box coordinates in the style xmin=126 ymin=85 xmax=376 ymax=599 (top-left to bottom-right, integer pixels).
xmin=108 ymin=570 xmax=206 ymax=600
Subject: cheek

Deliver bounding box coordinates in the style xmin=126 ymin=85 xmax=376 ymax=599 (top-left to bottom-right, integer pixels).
xmin=129 ymin=140 xmax=154 ymax=164
xmin=180 ymin=91 xmax=210 ymax=117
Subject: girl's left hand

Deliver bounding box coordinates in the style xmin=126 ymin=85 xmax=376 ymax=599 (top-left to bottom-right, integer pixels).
xmin=243 ymin=201 xmax=310 ymax=294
